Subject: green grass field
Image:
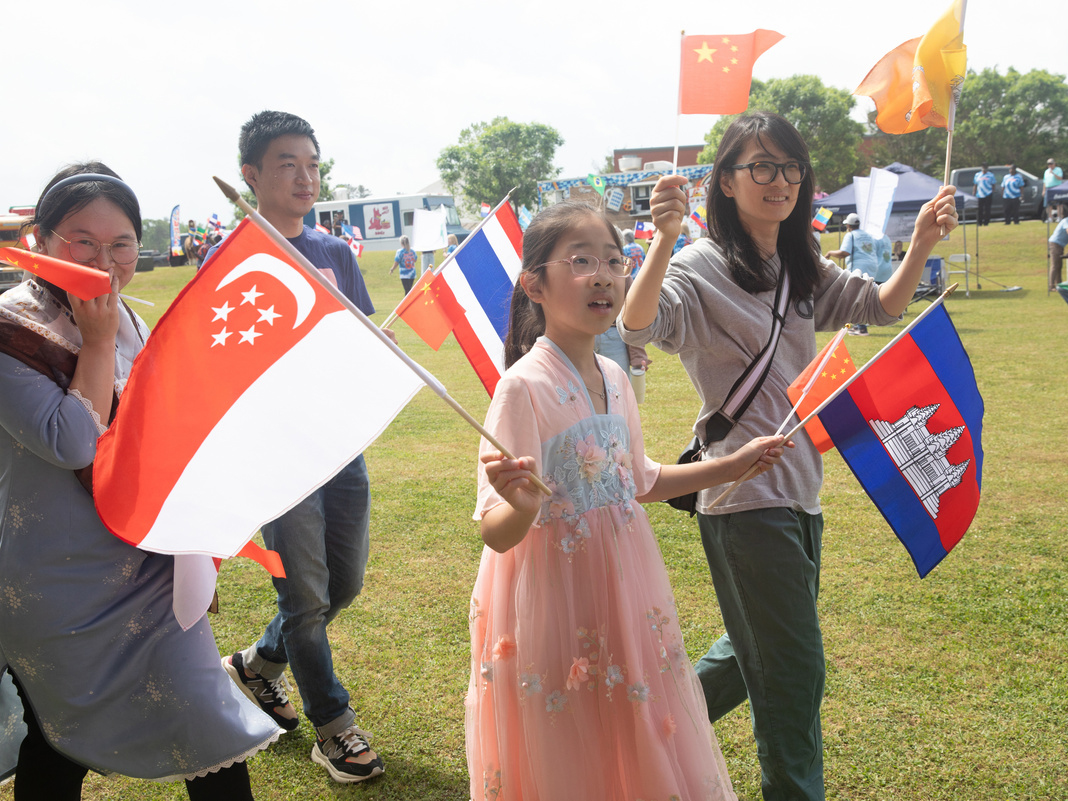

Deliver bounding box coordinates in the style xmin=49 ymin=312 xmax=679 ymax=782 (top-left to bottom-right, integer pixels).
xmin=5 ymin=219 xmax=1066 ymax=800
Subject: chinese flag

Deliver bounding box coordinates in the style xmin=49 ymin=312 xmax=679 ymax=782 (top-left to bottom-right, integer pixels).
xmin=395 ymin=269 xmax=465 ymax=350
xmin=787 ymin=335 xmax=856 ymax=453
xmin=0 ymin=246 xmax=111 ymax=300
xmin=855 ymin=0 xmax=967 ymax=134
xmin=678 ymin=30 xmax=783 ymax=115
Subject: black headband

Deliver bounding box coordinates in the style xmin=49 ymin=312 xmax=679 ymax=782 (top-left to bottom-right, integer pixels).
xmin=40 ymin=173 xmax=138 ymax=207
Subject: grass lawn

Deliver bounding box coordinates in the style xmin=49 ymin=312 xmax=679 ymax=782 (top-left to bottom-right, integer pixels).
xmin=5 ymin=219 xmax=1065 ymax=800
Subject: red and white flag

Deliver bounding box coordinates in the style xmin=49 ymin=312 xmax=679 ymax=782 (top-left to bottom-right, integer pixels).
xmin=94 ymin=217 xmax=425 ymax=566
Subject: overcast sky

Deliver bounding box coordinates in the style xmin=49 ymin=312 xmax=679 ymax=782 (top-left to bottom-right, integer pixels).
xmin=5 ymin=0 xmax=1060 ymax=225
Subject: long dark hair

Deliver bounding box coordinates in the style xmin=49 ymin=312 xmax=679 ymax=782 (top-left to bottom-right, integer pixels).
xmin=503 ymin=201 xmax=622 ymax=368
xmin=705 ymin=112 xmax=824 ymax=299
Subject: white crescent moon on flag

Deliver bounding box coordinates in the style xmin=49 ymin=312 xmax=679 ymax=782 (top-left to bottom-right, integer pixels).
xmin=216 ymin=252 xmax=316 ymax=328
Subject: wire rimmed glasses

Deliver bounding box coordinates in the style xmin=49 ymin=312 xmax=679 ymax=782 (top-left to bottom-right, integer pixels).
xmin=539 ymin=253 xmax=633 ymax=278
xmin=730 ymin=161 xmax=807 ymax=185
xmin=49 ymin=230 xmax=142 ymax=265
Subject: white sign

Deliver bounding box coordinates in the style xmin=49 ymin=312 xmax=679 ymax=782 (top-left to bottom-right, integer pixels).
xmin=606 ymin=187 xmax=624 ymax=212
xmin=362 ymin=203 xmax=395 ymax=239
xmin=411 ymin=206 xmax=449 ymax=251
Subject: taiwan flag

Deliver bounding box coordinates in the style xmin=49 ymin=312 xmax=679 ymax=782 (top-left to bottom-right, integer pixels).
xmin=818 ymin=305 xmax=983 ymax=577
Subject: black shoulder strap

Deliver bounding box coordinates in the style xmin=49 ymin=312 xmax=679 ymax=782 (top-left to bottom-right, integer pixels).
xmin=703 ymin=264 xmax=791 ymax=443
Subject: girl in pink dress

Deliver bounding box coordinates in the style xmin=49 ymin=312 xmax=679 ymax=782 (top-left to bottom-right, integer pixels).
xmin=466 ymin=201 xmax=787 ymax=800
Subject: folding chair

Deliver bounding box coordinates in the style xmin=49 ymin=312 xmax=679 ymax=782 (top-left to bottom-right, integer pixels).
xmin=911 ymin=257 xmax=945 ymax=305
xmin=947 ymin=253 xmax=971 ymax=297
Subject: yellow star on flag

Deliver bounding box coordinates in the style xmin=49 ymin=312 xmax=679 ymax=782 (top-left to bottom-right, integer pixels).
xmin=694 ymin=41 xmax=716 ymax=62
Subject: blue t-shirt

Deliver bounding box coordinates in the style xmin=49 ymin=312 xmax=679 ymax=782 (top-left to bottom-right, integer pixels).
xmin=1001 ymin=173 xmax=1025 ymax=199
xmin=873 ymin=233 xmax=893 ymax=283
xmin=204 ymin=225 xmax=374 ymax=315
xmin=622 ymin=242 xmax=645 ymax=276
xmin=394 ymin=248 xmax=417 ymax=280
xmin=1050 ymin=218 xmax=1068 ymax=248
xmin=841 ymin=229 xmax=879 ymax=278
xmin=973 ymin=170 xmax=995 ymax=199
xmin=1044 ymin=166 xmax=1063 ymax=190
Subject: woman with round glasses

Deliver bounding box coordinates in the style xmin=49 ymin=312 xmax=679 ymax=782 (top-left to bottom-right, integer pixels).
xmin=0 ymin=163 xmax=280 ymax=799
xmin=621 ymin=112 xmax=958 ymax=800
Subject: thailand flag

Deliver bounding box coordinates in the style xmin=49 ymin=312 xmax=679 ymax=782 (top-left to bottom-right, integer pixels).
xmin=818 ymin=305 xmax=983 ymax=577
xmin=634 ymin=221 xmax=656 ymax=240
xmin=435 ymin=203 xmax=523 ymax=395
xmin=94 ymin=217 xmax=426 ymax=574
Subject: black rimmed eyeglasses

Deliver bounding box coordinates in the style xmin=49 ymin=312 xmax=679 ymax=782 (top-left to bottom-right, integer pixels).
xmin=730 ymin=161 xmax=807 ymax=185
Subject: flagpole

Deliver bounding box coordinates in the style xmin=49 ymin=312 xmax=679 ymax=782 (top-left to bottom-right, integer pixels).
xmin=672 ymin=30 xmax=684 ymax=175
xmin=708 ymin=285 xmax=957 ymax=509
xmin=380 ymin=187 xmax=518 ymax=330
xmin=214 ymin=177 xmax=550 ymax=496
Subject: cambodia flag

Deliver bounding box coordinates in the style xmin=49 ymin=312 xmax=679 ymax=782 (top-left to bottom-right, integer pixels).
xmin=433 ymin=203 xmax=523 ymax=395
xmin=94 ymin=217 xmax=426 ymax=565
xmin=634 ymin=221 xmax=656 ymax=240
xmin=818 ymin=305 xmax=983 ymax=577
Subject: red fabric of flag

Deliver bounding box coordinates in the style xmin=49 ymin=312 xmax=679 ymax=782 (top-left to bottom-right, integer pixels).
xmin=787 ymin=337 xmax=856 ymax=453
xmin=678 ymin=30 xmax=783 ymax=115
xmin=396 ymin=270 xmax=465 ymax=350
xmin=0 ymin=246 xmax=112 ymax=301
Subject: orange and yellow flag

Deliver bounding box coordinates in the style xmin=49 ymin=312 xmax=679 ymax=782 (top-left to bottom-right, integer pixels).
xmin=678 ymin=30 xmax=783 ymax=115
xmin=855 ymin=0 xmax=967 ymax=134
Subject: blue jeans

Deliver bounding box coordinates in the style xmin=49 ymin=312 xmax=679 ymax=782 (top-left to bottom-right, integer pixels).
xmin=695 ymin=508 xmax=825 ymax=801
xmin=250 ymin=455 xmax=370 ymax=735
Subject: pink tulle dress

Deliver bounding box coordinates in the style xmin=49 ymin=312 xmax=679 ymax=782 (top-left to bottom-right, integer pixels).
xmin=467 ymin=339 xmax=736 ymax=801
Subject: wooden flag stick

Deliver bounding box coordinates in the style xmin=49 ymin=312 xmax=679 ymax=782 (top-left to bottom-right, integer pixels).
xmin=708 ymin=286 xmax=957 ymax=509
xmin=214 ymin=177 xmax=550 ymax=496
xmin=380 ymin=187 xmax=518 ymax=330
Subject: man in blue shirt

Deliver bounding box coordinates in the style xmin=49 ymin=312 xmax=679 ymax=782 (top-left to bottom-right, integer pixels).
xmin=1044 ymin=158 xmax=1064 ymax=222
xmin=217 ymin=110 xmax=385 ymax=785
xmin=1049 ymin=217 xmax=1068 ymax=291
xmin=973 ymin=165 xmax=995 ymax=226
xmin=1001 ymin=164 xmax=1026 ymax=225
xmin=826 ymin=213 xmax=879 ymax=334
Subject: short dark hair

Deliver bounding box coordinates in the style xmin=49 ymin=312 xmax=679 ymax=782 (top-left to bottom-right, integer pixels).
xmin=503 ymin=201 xmax=622 ymax=368
xmin=30 ymin=161 xmax=142 ymax=242
xmin=704 ymin=112 xmax=823 ymax=299
xmin=239 ymin=110 xmax=320 ymax=174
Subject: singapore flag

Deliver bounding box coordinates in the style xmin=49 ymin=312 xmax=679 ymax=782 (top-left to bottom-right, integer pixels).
xmin=94 ymin=218 xmax=425 ymax=570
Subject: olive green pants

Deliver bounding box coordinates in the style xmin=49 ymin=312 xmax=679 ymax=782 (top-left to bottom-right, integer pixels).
xmin=696 ymin=507 xmax=825 ymax=801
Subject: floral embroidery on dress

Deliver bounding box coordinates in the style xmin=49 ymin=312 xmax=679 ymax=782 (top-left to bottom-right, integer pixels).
xmin=492 ymin=635 xmax=516 ymax=662
xmin=539 ymin=423 xmax=637 ymax=526
xmin=544 ymin=689 xmax=567 ymax=714
xmin=555 ymin=379 xmax=582 ymax=405
xmin=519 ymin=669 xmax=544 ymax=698
xmin=483 ymin=769 xmax=503 ymax=800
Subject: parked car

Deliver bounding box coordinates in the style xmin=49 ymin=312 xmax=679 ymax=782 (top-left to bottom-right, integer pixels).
xmin=0 ymin=268 xmax=21 ymax=295
xmin=950 ymin=166 xmax=1043 ymax=221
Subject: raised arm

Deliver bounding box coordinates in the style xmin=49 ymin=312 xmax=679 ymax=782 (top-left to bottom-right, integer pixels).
xmin=621 ymin=174 xmax=689 ymax=331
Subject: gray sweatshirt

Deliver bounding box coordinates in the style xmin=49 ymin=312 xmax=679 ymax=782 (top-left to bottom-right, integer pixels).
xmin=619 ymin=238 xmax=898 ymax=515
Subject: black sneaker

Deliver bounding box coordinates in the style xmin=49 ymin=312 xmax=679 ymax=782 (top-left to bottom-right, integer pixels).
xmin=223 ymin=652 xmax=299 ymax=731
xmin=311 ymin=725 xmax=384 ymax=783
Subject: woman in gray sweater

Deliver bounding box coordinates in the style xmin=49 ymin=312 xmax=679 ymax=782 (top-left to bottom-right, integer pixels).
xmin=620 ymin=111 xmax=958 ymax=801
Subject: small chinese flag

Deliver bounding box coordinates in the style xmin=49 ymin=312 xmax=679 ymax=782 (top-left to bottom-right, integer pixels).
xmin=0 ymin=246 xmax=111 ymax=301
xmin=678 ymin=30 xmax=783 ymax=115
xmin=395 ymin=269 xmax=465 ymax=350
xmin=787 ymin=336 xmax=856 ymax=453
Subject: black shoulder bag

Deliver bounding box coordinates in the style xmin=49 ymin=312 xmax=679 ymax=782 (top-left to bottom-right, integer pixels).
xmin=665 ymin=266 xmax=792 ymax=515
